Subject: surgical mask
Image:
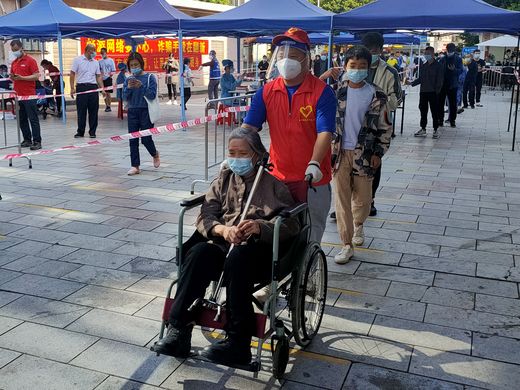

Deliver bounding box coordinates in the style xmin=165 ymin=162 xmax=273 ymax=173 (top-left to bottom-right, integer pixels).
xmin=371 ymin=54 xmax=380 ymax=64
xmin=276 ymin=58 xmax=302 ymax=80
xmin=12 ymin=50 xmax=22 ymax=58
xmin=321 ymin=55 xmax=327 ymax=61
xmin=227 ymin=157 xmax=253 ymax=176
xmin=262 ymin=58 xmax=267 ymax=62
xmin=473 ymin=54 xmax=480 ymax=59
xmin=424 ymin=54 xmax=433 ymax=62
xmin=209 ymin=54 xmax=214 ymax=60
xmin=131 ymin=68 xmax=142 ymax=76
xmin=439 ymin=54 xmax=445 ymax=59
xmin=346 ymin=69 xmax=368 ymax=83
xmin=102 ymin=53 xmax=107 ymax=59
xmin=90 ymin=52 xmax=96 ymax=60
xmin=447 ymin=52 xmax=455 ymax=57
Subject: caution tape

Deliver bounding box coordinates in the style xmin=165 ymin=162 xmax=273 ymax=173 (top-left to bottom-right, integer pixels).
xmin=0 ymin=105 xmax=250 ymax=161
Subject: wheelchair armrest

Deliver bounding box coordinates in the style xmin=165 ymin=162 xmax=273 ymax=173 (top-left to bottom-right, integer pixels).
xmin=180 ymin=194 xmax=205 ymax=208
xmin=279 ymin=203 xmax=308 ymax=219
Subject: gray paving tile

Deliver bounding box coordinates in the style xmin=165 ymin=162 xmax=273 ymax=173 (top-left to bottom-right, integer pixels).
xmin=63 ymin=265 xmax=144 ymax=290
xmin=424 ymin=304 xmax=520 ymax=339
xmin=417 ymin=215 xmax=478 ymax=229
xmin=56 ymin=221 xmax=122 ymax=238
xmin=355 ymin=263 xmax=435 ymax=285
xmin=64 ymin=285 xmax=154 ymax=315
xmin=476 ymin=263 xmax=520 ymax=282
xmin=5 ymin=239 xmax=51 ymax=255
xmin=0 ymin=222 xmax=24 ymax=235
xmin=107 ymin=228 xmax=172 ymax=245
xmin=66 ymin=308 xmax=159 ymax=346
xmin=409 ymin=232 xmax=476 ymax=249
xmin=321 ymin=306 xmax=375 ymax=335
xmin=58 ymin=234 xmax=126 ymax=252
xmin=475 ymin=294 xmax=520 ymax=317
xmin=114 ymin=242 xmax=175 ymax=261
xmin=477 ymin=240 xmax=520 ymax=256
xmin=343 ymin=362 xmax=463 ymax=390
xmin=369 ymin=238 xmax=440 ymax=257
xmin=0 ymin=347 xmax=20 ymax=369
xmin=434 ymin=273 xmax=518 ymax=298
xmin=410 ymin=346 xmax=520 ymax=389
xmin=328 ymin=273 xmax=390 ymax=296
xmin=335 ymin=291 xmax=426 ymax=322
xmin=0 ymin=315 xmax=23 ymax=336
xmin=445 ymin=227 xmax=512 ymax=243
xmin=439 ymin=247 xmax=514 ymax=266
xmin=472 ymin=333 xmax=520 ymax=365
xmin=0 ymin=322 xmax=98 ymax=363
xmin=71 ymin=339 xmax=178 ymax=385
xmin=36 ymin=244 xmax=79 ymax=260
xmin=0 ymin=251 xmax=24 ymax=267
xmin=382 ymin=221 xmax=446 ymax=235
xmin=125 ymin=276 xmax=174 ymax=297
xmin=133 ymin=297 xmax=164 ymax=321
xmin=385 ymin=281 xmax=428 ymax=301
xmin=9 ymin=226 xmax=74 ymax=244
xmin=23 ymin=259 xmax=82 ymax=278
xmin=0 ymin=269 xmax=22 ymax=285
xmin=2 ymin=255 xmax=46 ymax=271
xmin=421 ymin=286 xmax=475 ymax=309
xmin=60 ymin=248 xmax=135 ymax=269
xmin=0 ymin=354 xmax=107 ymax=390
xmin=370 ymin=316 xmax=471 ymax=354
xmin=119 ymin=257 xmax=178 ymax=278
xmin=95 ymin=376 xmax=162 ymax=390
xmin=0 ymin=274 xmax=84 ymax=300
xmin=0 ymin=295 xmax=90 ymax=327
xmin=103 ymin=217 xmax=164 ymax=232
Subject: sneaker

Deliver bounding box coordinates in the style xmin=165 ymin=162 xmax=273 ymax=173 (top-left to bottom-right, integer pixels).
xmin=369 ymin=202 xmax=377 ymax=217
xmin=253 ymin=285 xmax=271 ymax=304
xmin=330 ymin=211 xmax=336 ymax=220
xmin=152 ymin=325 xmax=192 ymax=358
xmin=476 ymin=103 xmax=483 ymax=107
xmin=105 ymin=107 xmax=111 ymax=112
xmin=127 ymin=167 xmax=141 ymax=176
xmin=334 ymin=245 xmax=354 ymax=264
xmin=450 ymin=122 xmax=456 ymax=128
xmin=414 ymin=128 xmax=427 ymax=137
xmin=173 ymin=100 xmax=178 ymax=105
xmin=166 ymin=100 xmax=172 ymax=105
xmin=352 ymin=225 xmax=365 ymax=246
xmin=20 ymin=140 xmax=32 ymax=148
xmin=200 ymin=337 xmax=252 ymax=366
xmin=438 ymin=121 xmax=444 ymax=127
xmin=457 ymin=108 xmax=465 ymax=114
xmin=463 ymin=105 xmax=468 ymax=109
xmin=153 ymin=152 xmax=160 ymax=168
xmin=432 ymin=130 xmax=439 ymax=139
xmin=471 ymin=105 xmax=475 ymax=109
xmin=30 ymin=142 xmax=42 ymax=150
xmin=74 ymin=133 xmax=84 ymax=138
xmin=444 ymin=119 xmax=450 ymax=123
xmin=89 ymin=134 xmax=96 ymax=139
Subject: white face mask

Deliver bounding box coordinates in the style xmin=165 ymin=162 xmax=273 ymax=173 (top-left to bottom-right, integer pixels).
xmin=276 ymin=58 xmax=302 ymax=80
xmin=474 ymin=54 xmax=480 ymax=59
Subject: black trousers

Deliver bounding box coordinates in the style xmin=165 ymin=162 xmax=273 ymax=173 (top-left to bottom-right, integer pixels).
xmin=476 ymin=76 xmax=483 ymax=103
xmin=183 ymin=87 xmax=191 ymax=107
xmin=19 ymin=100 xmax=41 ymax=143
xmin=419 ymin=92 xmax=439 ymax=130
xmin=463 ymin=79 xmax=476 ymax=108
xmin=167 ymin=84 xmax=177 ymax=100
xmin=76 ymin=83 xmax=99 ymax=136
xmin=169 ymin=234 xmax=271 ymax=339
xmin=372 ymin=163 xmax=381 ymax=200
xmin=438 ymin=86 xmax=457 ymax=125
xmin=54 ymin=81 xmax=64 ymax=113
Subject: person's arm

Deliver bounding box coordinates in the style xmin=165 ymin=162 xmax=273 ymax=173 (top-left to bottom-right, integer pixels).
xmin=144 ymin=74 xmax=157 ymax=100
xmin=95 ymin=63 xmax=105 ymax=96
xmin=436 ymin=63 xmax=445 ymax=94
xmin=385 ymin=66 xmax=403 ymax=111
xmin=122 ymin=77 xmax=132 ymax=101
xmin=69 ymin=60 xmax=76 ymax=98
xmin=200 ymin=58 xmax=215 ymax=68
xmin=373 ymin=92 xmax=393 ymax=162
xmin=241 ymin=87 xmax=266 ymax=132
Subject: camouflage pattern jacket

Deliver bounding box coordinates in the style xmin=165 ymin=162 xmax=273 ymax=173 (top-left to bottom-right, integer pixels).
xmin=332 ymin=80 xmax=393 ymax=177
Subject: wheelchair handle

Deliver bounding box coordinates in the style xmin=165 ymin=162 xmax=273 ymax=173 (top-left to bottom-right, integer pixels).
xmin=279 ymin=203 xmax=308 ymax=219
xmin=304 ymin=174 xmax=317 ymax=192
xmin=180 ymin=194 xmax=206 ymax=208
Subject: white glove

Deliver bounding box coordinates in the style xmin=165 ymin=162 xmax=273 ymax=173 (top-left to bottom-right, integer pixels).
xmin=304 ymin=160 xmax=323 ymax=183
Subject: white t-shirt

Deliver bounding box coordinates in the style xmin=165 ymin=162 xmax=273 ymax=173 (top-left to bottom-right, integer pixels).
xmin=71 ymin=56 xmax=100 ymax=84
xmin=98 ymin=57 xmax=116 ymax=81
xmin=342 ymin=82 xmax=375 ymax=150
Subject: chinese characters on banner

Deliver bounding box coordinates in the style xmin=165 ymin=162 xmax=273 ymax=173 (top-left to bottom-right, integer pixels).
xmin=80 ymin=38 xmax=209 ymax=72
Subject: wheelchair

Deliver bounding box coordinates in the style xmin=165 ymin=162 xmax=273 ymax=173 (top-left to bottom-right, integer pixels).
xmin=150 ymin=193 xmax=328 ymax=379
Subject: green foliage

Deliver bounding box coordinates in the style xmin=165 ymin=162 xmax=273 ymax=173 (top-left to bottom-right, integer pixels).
xmin=308 ymin=0 xmax=372 ymax=13
xmin=459 ymin=32 xmax=480 ymax=47
xmin=484 ymin=0 xmax=520 ymax=11
xmin=199 ymin=0 xmax=232 ymax=5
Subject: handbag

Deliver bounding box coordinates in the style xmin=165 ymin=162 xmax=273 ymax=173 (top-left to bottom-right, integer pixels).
xmin=143 ymin=73 xmax=161 ymax=124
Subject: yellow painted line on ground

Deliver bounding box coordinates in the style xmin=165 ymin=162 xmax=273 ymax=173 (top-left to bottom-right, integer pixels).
xmin=72 ymin=185 xmax=128 ymax=193
xmin=206 ymin=331 xmax=350 ymax=366
xmin=367 ymin=217 xmax=415 ymax=224
xmin=16 ymin=203 xmax=72 ymax=214
xmin=327 ymin=287 xmax=363 ymax=296
xmin=0 ymin=235 xmax=5 ymax=240
xmin=321 ymin=242 xmax=384 ymax=254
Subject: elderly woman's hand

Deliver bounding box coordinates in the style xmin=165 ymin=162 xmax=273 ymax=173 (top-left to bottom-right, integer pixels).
xmin=223 ymin=226 xmax=245 ymax=244
xmin=238 ymin=220 xmax=261 ymax=238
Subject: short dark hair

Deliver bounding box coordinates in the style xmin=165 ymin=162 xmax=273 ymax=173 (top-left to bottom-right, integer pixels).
xmin=474 ymin=49 xmax=481 ymax=53
xmin=361 ymin=32 xmax=384 ymax=50
xmin=446 ymin=43 xmax=456 ymax=52
xmin=40 ymin=59 xmax=52 ymax=66
xmin=344 ymin=45 xmax=372 ymax=66
xmin=425 ymin=46 xmax=434 ymax=52
xmin=126 ymin=52 xmax=145 ymax=70
xmin=0 ymin=64 xmax=7 ymax=70
xmin=183 ymin=57 xmax=190 ymax=65
xmin=10 ymin=39 xmax=23 ymax=49
xmin=100 ymin=48 xmax=107 ymax=53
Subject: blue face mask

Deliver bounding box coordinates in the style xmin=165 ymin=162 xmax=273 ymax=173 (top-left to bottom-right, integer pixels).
xmin=347 ymin=69 xmax=368 ymax=83
xmin=321 ymin=55 xmax=327 ymax=61
xmin=131 ymin=68 xmax=142 ymax=76
xmin=371 ymin=54 xmax=380 ymax=64
xmin=227 ymin=157 xmax=254 ymax=176
xmin=12 ymin=50 xmax=22 ymax=59
xmin=424 ymin=54 xmax=433 ymax=62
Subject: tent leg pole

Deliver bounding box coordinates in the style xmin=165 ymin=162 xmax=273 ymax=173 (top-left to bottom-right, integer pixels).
xmin=512 ymin=85 xmax=519 ymax=152
xmin=178 ymin=30 xmax=186 ymax=124
xmin=58 ymin=32 xmax=66 ymax=124
xmin=327 ymin=22 xmax=334 ymax=85
xmin=507 ymin=35 xmax=520 ymax=133
xmin=236 ymin=38 xmax=241 ymax=73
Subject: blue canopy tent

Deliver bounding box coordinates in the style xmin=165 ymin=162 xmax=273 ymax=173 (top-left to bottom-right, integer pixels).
xmin=255 ymin=32 xmax=420 ymax=46
xmin=0 ymin=0 xmax=93 ymax=123
xmin=61 ymin=0 xmax=194 ymax=121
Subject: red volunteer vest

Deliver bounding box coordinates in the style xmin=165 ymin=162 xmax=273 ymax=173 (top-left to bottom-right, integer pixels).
xmin=263 ymin=73 xmax=332 ymax=188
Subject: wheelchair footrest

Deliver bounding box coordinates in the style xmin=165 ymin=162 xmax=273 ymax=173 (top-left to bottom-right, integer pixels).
xmin=197 ymin=354 xmax=261 ymax=372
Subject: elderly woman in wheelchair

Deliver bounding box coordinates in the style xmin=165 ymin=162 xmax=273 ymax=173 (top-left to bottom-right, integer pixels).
xmin=153 ymin=128 xmax=299 ymax=366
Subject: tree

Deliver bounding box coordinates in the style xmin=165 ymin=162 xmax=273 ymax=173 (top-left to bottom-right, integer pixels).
xmin=459 ymin=32 xmax=480 ymax=47
xmin=199 ymin=0 xmax=232 ymax=5
xmin=484 ymin=0 xmax=520 ymax=11
xmin=308 ymin=0 xmax=372 ymax=13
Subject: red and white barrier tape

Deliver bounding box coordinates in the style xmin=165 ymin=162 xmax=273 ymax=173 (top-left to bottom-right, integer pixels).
xmin=5 ymin=83 xmax=123 ymax=102
xmin=0 ymin=105 xmax=250 ymax=161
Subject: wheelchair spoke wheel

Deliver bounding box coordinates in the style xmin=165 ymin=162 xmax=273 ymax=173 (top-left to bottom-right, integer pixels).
xmin=292 ymin=243 xmax=327 ymax=347
xmin=272 ymin=336 xmax=289 ymax=379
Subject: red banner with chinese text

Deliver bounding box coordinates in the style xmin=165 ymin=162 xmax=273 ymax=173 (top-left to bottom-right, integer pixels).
xmin=80 ymin=38 xmax=209 ymax=72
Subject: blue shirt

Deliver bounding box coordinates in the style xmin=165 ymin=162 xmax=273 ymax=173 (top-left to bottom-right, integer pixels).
xmin=244 ymin=83 xmax=336 ymax=133
xmin=116 ymin=71 xmax=126 ymax=100
xmin=220 ymin=73 xmax=242 ymax=99
xmin=123 ymin=73 xmax=157 ymax=109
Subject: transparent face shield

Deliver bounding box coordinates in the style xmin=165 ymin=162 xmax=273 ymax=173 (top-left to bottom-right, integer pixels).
xmin=265 ymin=43 xmax=310 ymax=81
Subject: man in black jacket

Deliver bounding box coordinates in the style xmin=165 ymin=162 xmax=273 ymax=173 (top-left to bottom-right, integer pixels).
xmin=438 ymin=43 xmax=463 ymax=128
xmin=463 ymin=52 xmax=478 ymax=109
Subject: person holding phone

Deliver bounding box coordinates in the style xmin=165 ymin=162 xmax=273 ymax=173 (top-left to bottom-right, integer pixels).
xmin=123 ymin=52 xmax=160 ymax=176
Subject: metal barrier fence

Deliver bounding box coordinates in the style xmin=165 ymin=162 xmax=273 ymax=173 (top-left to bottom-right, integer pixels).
xmin=190 ymin=92 xmax=254 ymax=194
xmin=482 ymin=66 xmax=518 ymax=95
xmin=1 ymin=91 xmax=32 ymax=169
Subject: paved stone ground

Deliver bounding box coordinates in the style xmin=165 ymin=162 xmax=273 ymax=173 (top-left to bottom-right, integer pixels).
xmin=0 ymin=86 xmax=519 ymax=389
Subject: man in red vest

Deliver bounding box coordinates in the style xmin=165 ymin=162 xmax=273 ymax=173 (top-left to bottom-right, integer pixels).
xmin=242 ymin=27 xmax=336 ymax=243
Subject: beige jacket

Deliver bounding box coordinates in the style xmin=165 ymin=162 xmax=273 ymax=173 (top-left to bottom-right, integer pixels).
xmin=370 ymin=59 xmax=403 ymax=112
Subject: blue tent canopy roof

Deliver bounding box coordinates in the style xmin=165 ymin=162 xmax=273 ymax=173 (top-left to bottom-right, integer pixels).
xmin=182 ymin=0 xmax=334 ymax=37
xmin=61 ymin=0 xmax=193 ymax=38
xmin=256 ymin=32 xmax=420 ymax=46
xmin=333 ymin=0 xmax=520 ymax=34
xmin=0 ymin=0 xmax=92 ymax=39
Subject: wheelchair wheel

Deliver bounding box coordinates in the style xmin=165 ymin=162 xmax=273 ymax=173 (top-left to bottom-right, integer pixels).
xmin=272 ymin=335 xmax=289 ymax=379
xmin=291 ymin=242 xmax=327 ymax=347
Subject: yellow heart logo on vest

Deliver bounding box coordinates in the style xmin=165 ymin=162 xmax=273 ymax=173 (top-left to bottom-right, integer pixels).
xmin=299 ymin=105 xmax=313 ymax=118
